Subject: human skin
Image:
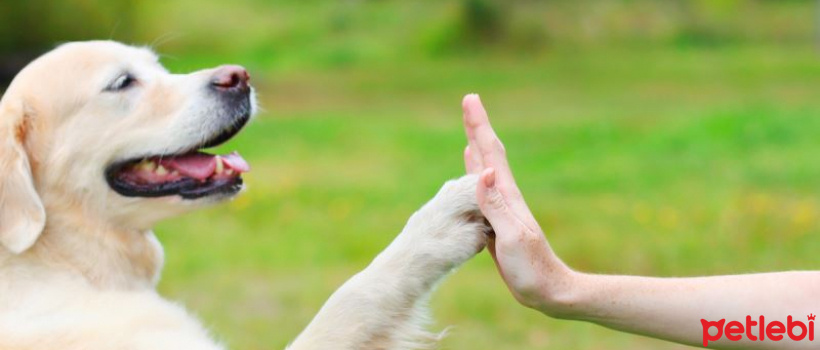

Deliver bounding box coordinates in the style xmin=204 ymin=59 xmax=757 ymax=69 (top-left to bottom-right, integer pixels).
xmin=461 ymin=94 xmax=820 ymax=349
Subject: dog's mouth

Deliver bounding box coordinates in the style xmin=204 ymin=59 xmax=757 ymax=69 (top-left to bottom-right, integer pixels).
xmin=106 ymin=151 xmax=249 ymax=199
xmin=105 ymin=128 xmax=251 ymax=200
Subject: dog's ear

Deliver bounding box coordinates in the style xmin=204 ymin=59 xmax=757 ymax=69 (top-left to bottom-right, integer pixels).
xmin=0 ymin=99 xmax=45 ymax=253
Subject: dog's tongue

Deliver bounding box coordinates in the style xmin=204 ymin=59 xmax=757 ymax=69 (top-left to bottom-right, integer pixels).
xmin=222 ymin=152 xmax=251 ymax=172
xmin=160 ymin=151 xmax=250 ymax=180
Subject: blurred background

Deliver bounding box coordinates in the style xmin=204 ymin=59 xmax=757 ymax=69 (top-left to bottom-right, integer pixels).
xmin=2 ymin=0 xmax=820 ymax=349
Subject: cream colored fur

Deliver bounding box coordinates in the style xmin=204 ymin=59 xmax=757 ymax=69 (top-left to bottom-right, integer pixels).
xmin=0 ymin=41 xmax=488 ymax=350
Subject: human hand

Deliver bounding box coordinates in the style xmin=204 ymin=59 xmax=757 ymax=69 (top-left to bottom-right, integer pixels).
xmin=462 ymin=94 xmax=576 ymax=315
xmin=461 ymin=96 xmax=818 ymax=347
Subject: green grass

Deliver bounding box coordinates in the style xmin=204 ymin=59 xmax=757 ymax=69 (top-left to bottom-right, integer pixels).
xmin=150 ymin=44 xmax=820 ymax=350
xmin=1 ymin=1 xmax=816 ymax=348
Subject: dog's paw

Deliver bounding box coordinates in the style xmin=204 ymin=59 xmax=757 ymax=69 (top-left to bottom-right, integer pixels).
xmin=397 ymin=174 xmax=492 ymax=271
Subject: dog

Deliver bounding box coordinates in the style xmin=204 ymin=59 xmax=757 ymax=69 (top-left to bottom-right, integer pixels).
xmin=0 ymin=41 xmax=490 ymax=350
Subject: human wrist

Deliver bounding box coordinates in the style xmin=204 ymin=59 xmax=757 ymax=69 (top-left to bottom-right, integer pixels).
xmin=526 ymin=262 xmax=586 ymax=320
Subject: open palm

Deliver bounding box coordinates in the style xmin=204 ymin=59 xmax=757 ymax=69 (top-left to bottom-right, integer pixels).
xmin=461 ymin=94 xmax=572 ymax=311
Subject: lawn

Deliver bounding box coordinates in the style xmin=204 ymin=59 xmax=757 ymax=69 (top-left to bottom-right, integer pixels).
xmin=153 ymin=43 xmax=820 ymax=350
xmin=2 ymin=1 xmax=812 ymax=348
xmin=0 ymin=0 xmax=813 ymax=348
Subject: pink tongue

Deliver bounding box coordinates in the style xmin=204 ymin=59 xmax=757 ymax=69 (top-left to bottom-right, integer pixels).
xmin=159 ymin=152 xmax=250 ymax=180
xmin=162 ymin=153 xmax=215 ymax=180
xmin=222 ymin=152 xmax=250 ymax=172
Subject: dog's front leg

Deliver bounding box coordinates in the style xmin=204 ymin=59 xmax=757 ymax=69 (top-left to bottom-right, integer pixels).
xmin=286 ymin=175 xmax=490 ymax=350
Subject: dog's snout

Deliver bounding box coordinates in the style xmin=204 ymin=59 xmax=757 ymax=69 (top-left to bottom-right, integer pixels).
xmin=210 ymin=65 xmax=250 ymax=92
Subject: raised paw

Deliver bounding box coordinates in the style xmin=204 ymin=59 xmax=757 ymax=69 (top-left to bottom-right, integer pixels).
xmin=396 ymin=174 xmax=493 ymax=272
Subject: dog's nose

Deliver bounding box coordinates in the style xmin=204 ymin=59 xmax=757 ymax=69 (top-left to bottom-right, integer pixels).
xmin=211 ymin=65 xmax=250 ymax=91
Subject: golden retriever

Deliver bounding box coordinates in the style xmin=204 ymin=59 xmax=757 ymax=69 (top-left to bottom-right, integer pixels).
xmin=0 ymin=41 xmax=489 ymax=350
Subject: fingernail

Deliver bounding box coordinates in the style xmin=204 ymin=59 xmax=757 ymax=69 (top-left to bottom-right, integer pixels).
xmin=462 ymin=94 xmax=474 ymax=110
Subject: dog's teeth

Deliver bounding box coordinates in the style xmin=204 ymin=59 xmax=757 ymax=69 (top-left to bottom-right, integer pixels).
xmin=155 ymin=165 xmax=168 ymax=176
xmin=137 ymin=159 xmax=156 ymax=172
xmin=215 ymin=156 xmax=224 ymax=174
xmin=170 ymin=170 xmax=180 ymax=177
xmin=225 ymin=169 xmax=234 ymax=176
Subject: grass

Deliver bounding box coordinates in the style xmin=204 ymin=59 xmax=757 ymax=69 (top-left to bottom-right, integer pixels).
xmin=149 ymin=43 xmax=820 ymax=350
xmin=1 ymin=1 xmax=816 ymax=348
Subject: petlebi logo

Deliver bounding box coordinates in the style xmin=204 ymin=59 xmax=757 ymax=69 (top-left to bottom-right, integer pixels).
xmin=700 ymin=314 xmax=816 ymax=347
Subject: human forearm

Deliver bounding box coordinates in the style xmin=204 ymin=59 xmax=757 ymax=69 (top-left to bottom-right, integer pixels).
xmin=543 ymin=271 xmax=820 ymax=349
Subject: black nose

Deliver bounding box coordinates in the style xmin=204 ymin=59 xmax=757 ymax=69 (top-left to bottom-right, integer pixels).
xmin=210 ymin=65 xmax=250 ymax=92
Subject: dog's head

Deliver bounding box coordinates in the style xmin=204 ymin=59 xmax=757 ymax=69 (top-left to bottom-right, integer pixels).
xmin=0 ymin=41 xmax=255 ymax=253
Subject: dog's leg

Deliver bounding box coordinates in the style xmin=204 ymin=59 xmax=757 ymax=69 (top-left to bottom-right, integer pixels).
xmin=286 ymin=174 xmax=490 ymax=350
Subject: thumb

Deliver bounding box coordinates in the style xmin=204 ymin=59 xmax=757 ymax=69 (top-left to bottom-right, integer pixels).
xmin=477 ymin=168 xmax=519 ymax=236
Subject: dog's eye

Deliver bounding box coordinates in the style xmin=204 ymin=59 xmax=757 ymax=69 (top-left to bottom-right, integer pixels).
xmin=106 ymin=73 xmax=137 ymax=92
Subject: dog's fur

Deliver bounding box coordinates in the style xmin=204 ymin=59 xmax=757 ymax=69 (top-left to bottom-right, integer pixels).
xmin=0 ymin=41 xmax=489 ymax=350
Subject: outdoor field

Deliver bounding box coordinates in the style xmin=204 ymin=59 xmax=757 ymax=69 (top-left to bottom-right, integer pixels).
xmin=3 ymin=1 xmax=820 ymax=349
